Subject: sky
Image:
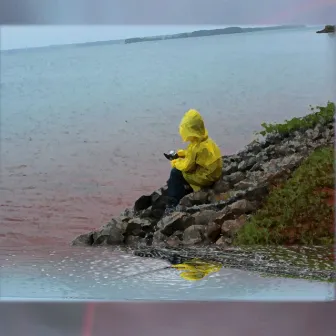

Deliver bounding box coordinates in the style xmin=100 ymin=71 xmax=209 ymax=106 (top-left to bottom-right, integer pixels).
xmin=0 ymin=0 xmax=335 ymax=50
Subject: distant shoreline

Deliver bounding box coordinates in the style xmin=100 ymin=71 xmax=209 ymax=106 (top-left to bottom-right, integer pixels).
xmin=2 ymin=25 xmax=307 ymax=53
xmin=124 ymin=25 xmax=306 ymax=44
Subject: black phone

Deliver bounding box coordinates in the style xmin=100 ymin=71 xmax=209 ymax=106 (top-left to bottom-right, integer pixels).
xmin=164 ymin=151 xmax=179 ymax=161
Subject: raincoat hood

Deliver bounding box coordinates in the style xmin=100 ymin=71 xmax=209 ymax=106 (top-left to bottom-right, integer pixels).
xmin=179 ymin=109 xmax=208 ymax=142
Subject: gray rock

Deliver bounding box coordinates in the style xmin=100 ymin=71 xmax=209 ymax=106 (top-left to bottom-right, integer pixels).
xmin=215 ymin=236 xmax=228 ymax=246
xmin=192 ymin=210 xmax=218 ymax=226
xmin=221 ymin=216 xmax=247 ymax=237
xmin=323 ymin=127 xmax=333 ymax=140
xmin=125 ymin=218 xmax=153 ymax=236
xmin=222 ymin=162 xmax=238 ymax=175
xmin=166 ymin=236 xmax=182 ymax=247
xmin=265 ymin=132 xmax=285 ymax=145
xmin=180 ymin=191 xmax=209 ymax=207
xmin=227 ymin=199 xmax=256 ymax=216
xmin=139 ymin=206 xmax=154 ymax=219
xmin=92 ymin=225 xmax=124 ymax=245
xmin=120 ymin=208 xmax=134 ymax=218
xmin=157 ymin=212 xmax=195 ymax=236
xmin=238 ymin=157 xmax=257 ymax=172
xmin=171 ymin=230 xmax=184 ymax=240
xmin=72 ymin=232 xmax=94 ymax=246
xmin=306 ymin=127 xmax=321 ymax=141
xmin=125 ymin=218 xmax=143 ymax=235
xmin=182 ymin=225 xmax=205 ymax=245
xmin=205 ymin=222 xmax=222 ymax=243
xmin=225 ymin=171 xmax=246 ymax=185
xmin=134 ymin=195 xmax=152 ymax=212
xmin=313 ymin=123 xmax=323 ymax=137
xmin=152 ymin=230 xmax=167 ymax=245
xmin=213 ymin=179 xmax=231 ymax=194
xmin=255 ymin=151 xmax=268 ymax=162
xmin=276 ymin=143 xmax=293 ymax=156
xmin=264 ymin=144 xmax=277 ymax=158
xmin=213 ymin=207 xmax=233 ymax=224
xmin=245 ymin=140 xmax=263 ymax=154
xmin=234 ymin=180 xmax=257 ymax=190
xmin=125 ymin=235 xmax=147 ymax=247
xmin=244 ymin=185 xmax=269 ymax=203
xmin=250 ymin=162 xmax=263 ymax=172
xmin=212 ymin=198 xmax=256 ymax=225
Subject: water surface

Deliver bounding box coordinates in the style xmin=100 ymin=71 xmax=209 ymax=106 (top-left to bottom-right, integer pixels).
xmin=1 ymin=247 xmax=333 ymax=301
xmin=1 ymin=27 xmax=334 ymax=250
xmin=0 ymin=27 xmax=335 ymax=301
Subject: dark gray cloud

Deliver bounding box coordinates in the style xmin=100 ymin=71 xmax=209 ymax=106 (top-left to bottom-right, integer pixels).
xmin=0 ymin=0 xmax=335 ymax=24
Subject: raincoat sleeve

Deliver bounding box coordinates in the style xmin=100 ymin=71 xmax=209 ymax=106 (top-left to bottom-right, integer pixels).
xmin=177 ymin=149 xmax=186 ymax=157
xmin=171 ymin=146 xmax=196 ymax=172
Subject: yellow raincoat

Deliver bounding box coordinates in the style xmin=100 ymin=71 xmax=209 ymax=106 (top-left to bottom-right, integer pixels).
xmin=171 ymin=109 xmax=222 ymax=191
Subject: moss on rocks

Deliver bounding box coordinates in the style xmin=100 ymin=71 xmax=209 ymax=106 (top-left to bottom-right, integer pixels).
xmin=234 ymin=146 xmax=334 ymax=246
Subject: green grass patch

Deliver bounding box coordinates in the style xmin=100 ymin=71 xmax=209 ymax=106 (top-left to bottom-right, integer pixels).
xmin=234 ymin=146 xmax=335 ymax=246
xmin=257 ymin=101 xmax=335 ymax=137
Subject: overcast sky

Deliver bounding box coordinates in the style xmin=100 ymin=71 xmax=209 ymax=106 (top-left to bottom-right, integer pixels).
xmin=1 ymin=0 xmax=335 ymax=50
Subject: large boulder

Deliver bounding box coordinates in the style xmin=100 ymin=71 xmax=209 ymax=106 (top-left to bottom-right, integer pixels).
xmin=182 ymin=225 xmax=205 ymax=245
xmin=179 ymin=191 xmax=209 ymax=207
xmin=72 ymin=232 xmax=94 ymax=246
xmin=157 ymin=212 xmax=195 ymax=236
xmin=91 ymin=218 xmax=127 ymax=246
xmin=221 ymin=215 xmax=247 ymax=237
xmin=205 ymin=222 xmax=222 ymax=243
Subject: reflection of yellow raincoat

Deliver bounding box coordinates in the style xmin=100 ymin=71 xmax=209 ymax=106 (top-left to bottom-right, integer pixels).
xmin=171 ymin=109 xmax=222 ymax=191
xmin=172 ymin=259 xmax=222 ymax=281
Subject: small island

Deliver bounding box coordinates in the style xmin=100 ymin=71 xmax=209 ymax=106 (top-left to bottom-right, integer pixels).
xmin=316 ymin=25 xmax=335 ymax=34
xmin=125 ymin=25 xmax=305 ymax=44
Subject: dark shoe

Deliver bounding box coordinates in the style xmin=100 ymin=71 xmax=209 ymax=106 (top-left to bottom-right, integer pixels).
xmin=164 ymin=206 xmax=176 ymax=217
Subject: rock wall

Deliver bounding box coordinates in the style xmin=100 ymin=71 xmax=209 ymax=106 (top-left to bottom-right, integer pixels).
xmin=72 ymin=120 xmax=334 ymax=248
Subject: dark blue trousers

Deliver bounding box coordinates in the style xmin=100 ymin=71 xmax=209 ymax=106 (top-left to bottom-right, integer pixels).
xmin=167 ymin=168 xmax=190 ymax=206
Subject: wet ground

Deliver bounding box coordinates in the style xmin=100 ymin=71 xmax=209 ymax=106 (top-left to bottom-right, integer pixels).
xmin=1 ymin=247 xmax=334 ymax=301
xmin=133 ymin=245 xmax=335 ymax=282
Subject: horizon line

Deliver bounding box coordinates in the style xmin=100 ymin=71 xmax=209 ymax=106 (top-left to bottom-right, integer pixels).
xmin=1 ymin=24 xmax=317 ymax=53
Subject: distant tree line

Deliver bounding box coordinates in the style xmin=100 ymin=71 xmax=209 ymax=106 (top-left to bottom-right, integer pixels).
xmin=124 ymin=25 xmax=306 ymax=44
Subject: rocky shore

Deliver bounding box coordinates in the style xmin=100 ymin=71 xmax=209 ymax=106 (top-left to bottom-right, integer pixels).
xmin=73 ymin=103 xmax=335 ymax=282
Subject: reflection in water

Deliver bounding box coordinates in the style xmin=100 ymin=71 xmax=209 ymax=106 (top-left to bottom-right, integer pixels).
xmin=0 ymin=247 xmax=333 ymax=301
xmin=171 ymin=259 xmax=222 ymax=281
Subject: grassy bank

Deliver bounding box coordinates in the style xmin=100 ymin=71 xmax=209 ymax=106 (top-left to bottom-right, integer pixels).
xmin=235 ymin=102 xmax=335 ymax=248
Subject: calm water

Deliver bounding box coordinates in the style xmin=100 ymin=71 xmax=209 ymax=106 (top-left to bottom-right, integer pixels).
xmin=0 ymin=27 xmax=335 ymax=300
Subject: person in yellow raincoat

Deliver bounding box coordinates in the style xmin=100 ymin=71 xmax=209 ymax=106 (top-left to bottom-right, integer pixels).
xmin=166 ymin=109 xmax=222 ymax=206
